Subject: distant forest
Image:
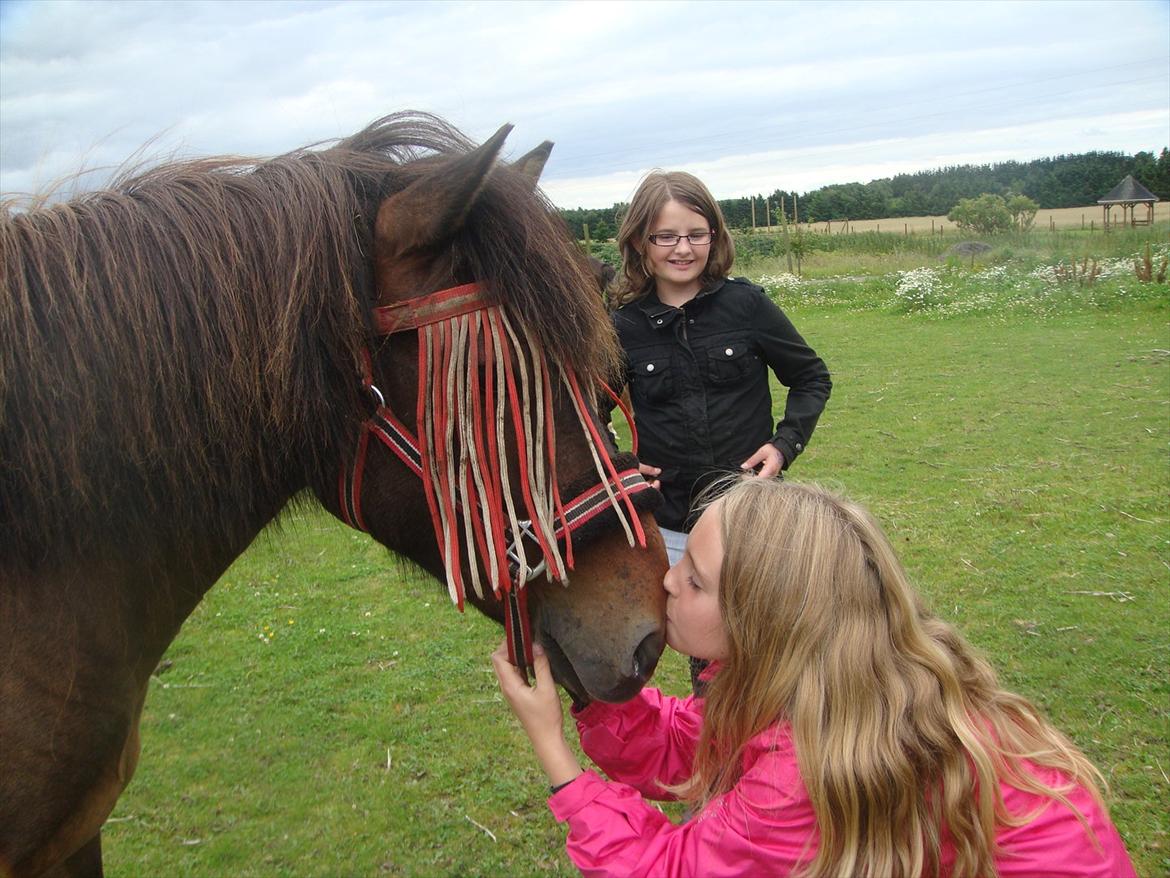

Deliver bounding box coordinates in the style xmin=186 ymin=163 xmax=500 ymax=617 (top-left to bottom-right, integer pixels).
xmin=560 ymin=148 xmax=1170 ymax=237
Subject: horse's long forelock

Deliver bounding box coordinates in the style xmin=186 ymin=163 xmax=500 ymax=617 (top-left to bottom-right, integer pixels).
xmin=0 ymin=112 xmax=619 ymax=568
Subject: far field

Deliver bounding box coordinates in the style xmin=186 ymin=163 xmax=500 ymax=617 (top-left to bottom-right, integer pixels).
xmin=747 ymin=201 xmax=1170 ymax=235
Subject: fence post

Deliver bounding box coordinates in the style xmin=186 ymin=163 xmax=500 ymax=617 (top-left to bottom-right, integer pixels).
xmin=780 ymin=195 xmax=795 ymax=275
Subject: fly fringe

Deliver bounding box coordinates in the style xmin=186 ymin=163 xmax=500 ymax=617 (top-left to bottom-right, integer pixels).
xmin=413 ymin=304 xmax=639 ymax=609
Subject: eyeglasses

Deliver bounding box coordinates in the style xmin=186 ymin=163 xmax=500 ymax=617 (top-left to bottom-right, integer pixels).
xmin=647 ymin=231 xmax=714 ymax=247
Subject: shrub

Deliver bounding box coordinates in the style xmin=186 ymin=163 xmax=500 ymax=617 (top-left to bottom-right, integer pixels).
xmin=1006 ymin=194 xmax=1039 ymax=232
xmin=947 ymin=194 xmax=1014 ymax=235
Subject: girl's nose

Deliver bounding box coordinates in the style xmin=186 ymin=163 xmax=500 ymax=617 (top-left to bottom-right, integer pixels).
xmin=662 ymin=565 xmax=679 ymax=596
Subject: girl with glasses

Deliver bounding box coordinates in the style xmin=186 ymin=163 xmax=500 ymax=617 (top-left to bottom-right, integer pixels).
xmin=492 ymin=476 xmax=1136 ymax=878
xmin=609 ymin=170 xmax=831 ymax=690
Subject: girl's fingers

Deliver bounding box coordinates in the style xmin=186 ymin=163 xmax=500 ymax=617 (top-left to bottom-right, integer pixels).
xmin=741 ymin=444 xmax=783 ymax=478
xmin=491 ymin=641 xmax=524 ymax=693
xmin=492 ymin=640 xmax=561 ymax=708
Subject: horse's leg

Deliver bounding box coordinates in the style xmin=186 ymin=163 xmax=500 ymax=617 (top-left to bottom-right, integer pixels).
xmin=1 ymin=564 xmax=153 ymax=878
xmin=3 ymin=521 xmax=282 ymax=877
xmin=4 ymin=678 xmax=145 ymax=878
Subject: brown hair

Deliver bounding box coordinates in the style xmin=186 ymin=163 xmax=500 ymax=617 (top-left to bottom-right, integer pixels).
xmin=612 ymin=170 xmax=734 ymax=307
xmin=0 ymin=112 xmax=619 ymax=569
xmin=678 ymin=476 xmax=1108 ymax=878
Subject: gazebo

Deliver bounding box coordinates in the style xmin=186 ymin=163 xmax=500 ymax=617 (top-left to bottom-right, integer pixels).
xmin=1097 ymin=175 xmax=1159 ymax=229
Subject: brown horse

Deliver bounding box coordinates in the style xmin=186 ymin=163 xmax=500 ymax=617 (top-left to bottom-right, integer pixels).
xmin=0 ymin=113 xmax=668 ymax=877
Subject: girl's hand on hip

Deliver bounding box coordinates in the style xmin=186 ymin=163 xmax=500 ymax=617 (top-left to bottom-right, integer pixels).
xmin=741 ymin=444 xmax=785 ymax=479
xmin=638 ymin=461 xmax=662 ymax=490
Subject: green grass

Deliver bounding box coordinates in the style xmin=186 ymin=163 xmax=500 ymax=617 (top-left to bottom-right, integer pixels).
xmin=106 ymin=239 xmax=1169 ymax=876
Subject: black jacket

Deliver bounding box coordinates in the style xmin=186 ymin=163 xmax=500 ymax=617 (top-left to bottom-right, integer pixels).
xmin=613 ymin=277 xmax=831 ymax=531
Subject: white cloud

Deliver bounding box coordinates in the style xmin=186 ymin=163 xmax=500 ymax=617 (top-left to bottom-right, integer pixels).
xmin=2 ymin=0 xmax=1167 ymax=204
xmin=542 ymin=109 xmax=1170 ymax=207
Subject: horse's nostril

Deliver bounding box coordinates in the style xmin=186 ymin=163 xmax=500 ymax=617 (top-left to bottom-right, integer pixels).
xmin=633 ymin=629 xmax=665 ymax=681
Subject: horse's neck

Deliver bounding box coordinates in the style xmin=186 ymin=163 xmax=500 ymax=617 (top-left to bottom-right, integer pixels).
xmin=163 ymin=480 xmax=299 ymax=623
xmin=8 ymin=480 xmax=296 ymax=688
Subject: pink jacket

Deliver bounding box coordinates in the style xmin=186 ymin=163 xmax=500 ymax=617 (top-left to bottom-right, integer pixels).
xmin=549 ymin=687 xmax=1136 ymax=878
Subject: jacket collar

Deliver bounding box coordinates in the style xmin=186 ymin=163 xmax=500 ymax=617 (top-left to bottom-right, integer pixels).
xmin=635 ymin=277 xmax=728 ymax=329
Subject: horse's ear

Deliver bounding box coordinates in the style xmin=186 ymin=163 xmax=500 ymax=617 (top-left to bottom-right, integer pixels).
xmin=512 ymin=140 xmax=554 ymax=186
xmin=375 ymin=123 xmax=513 ymax=258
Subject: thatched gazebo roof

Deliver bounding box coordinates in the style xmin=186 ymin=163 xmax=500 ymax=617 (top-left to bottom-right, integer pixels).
xmin=1097 ymin=175 xmax=1159 ymax=205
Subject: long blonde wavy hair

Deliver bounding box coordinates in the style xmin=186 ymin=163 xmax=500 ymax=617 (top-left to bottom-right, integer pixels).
xmin=611 ymin=170 xmax=735 ymax=308
xmin=680 ymin=477 xmax=1107 ymax=878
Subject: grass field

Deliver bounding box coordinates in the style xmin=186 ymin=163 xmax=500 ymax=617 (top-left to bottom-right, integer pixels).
xmin=105 ymin=229 xmax=1168 ymax=877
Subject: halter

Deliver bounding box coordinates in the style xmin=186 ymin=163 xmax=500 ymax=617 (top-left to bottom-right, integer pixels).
xmin=339 ymin=282 xmax=654 ymax=680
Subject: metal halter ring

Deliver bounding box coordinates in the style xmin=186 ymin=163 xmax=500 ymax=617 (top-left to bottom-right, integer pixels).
xmin=505 ymin=520 xmax=549 ymax=585
xmin=366 ymin=383 xmax=386 ymax=409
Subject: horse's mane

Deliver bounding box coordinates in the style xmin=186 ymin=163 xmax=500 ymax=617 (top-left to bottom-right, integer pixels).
xmin=0 ymin=112 xmax=618 ymax=569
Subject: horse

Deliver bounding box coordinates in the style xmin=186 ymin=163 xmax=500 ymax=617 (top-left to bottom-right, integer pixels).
xmin=0 ymin=112 xmax=668 ymax=878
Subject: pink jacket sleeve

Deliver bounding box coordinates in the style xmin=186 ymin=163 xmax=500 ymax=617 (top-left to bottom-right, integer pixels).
xmin=990 ymin=763 xmax=1137 ymax=878
xmin=571 ymin=687 xmax=705 ymax=799
xmin=548 ymin=734 xmax=817 ymax=878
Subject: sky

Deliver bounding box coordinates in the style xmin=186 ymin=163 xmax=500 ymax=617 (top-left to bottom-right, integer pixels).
xmin=1 ymin=0 xmax=1167 ymax=209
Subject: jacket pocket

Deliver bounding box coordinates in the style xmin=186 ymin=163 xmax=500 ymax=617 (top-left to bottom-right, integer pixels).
xmin=703 ymin=341 xmax=757 ymax=385
xmin=628 ymin=355 xmax=674 ymax=405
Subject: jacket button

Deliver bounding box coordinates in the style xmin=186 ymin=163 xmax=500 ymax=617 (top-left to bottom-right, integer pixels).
xmin=655 ymin=318 xmax=664 ymax=325
xmin=795 ymin=443 xmax=803 ymax=451
xmin=725 ymin=348 xmax=734 ymax=356
xmin=646 ymin=363 xmax=655 ymax=372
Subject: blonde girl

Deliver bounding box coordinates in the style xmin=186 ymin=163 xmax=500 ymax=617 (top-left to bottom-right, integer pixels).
xmin=492 ymin=476 xmax=1135 ymax=877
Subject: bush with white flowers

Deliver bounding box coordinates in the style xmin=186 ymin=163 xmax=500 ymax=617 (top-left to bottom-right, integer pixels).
xmin=894 ymin=267 xmax=947 ymax=310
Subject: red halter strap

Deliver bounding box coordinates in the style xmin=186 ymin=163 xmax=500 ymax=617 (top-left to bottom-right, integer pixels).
xmin=371 ymin=282 xmax=486 ymax=335
xmin=341 ymin=282 xmax=650 ymax=679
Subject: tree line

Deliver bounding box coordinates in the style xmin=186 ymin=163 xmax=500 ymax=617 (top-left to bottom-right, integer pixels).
xmin=560 ymin=148 xmax=1170 ymax=236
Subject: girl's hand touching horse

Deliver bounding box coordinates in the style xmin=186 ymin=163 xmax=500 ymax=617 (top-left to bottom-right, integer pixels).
xmin=491 ymin=641 xmax=582 ymax=788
